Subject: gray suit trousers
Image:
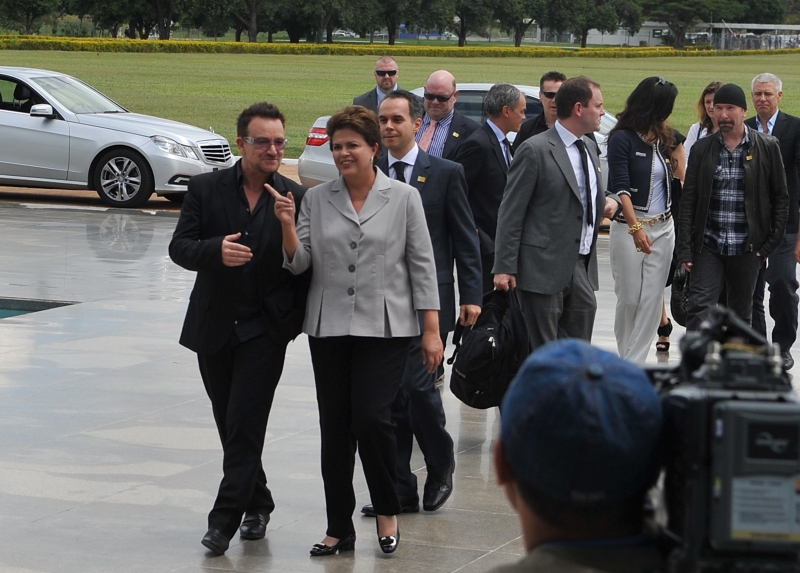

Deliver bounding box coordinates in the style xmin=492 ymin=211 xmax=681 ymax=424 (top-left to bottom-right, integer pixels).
xmin=518 ymin=257 xmax=597 ymax=351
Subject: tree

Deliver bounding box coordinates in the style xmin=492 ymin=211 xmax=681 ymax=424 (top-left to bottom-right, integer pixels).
xmin=450 ymin=0 xmax=496 ymax=46
xmin=496 ymin=0 xmax=544 ymax=47
xmin=147 ymin=0 xmax=178 ymax=39
xmin=640 ymin=0 xmax=746 ymax=48
xmin=232 ymin=0 xmax=267 ymax=41
xmin=0 ymin=0 xmax=60 ymax=34
xmin=741 ymin=0 xmax=784 ymax=23
xmin=539 ymin=0 xmax=620 ymax=47
xmin=341 ymin=0 xmax=383 ymax=40
xmin=181 ymin=0 xmax=236 ymax=39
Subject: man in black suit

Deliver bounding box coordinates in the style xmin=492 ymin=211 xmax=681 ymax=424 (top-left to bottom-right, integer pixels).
xmin=415 ymin=70 xmax=480 ymax=161
xmin=454 ymin=83 xmax=527 ymax=294
xmin=352 ymin=55 xmax=400 ymax=114
xmin=747 ymin=73 xmax=800 ymax=370
xmin=359 ymin=90 xmax=481 ymax=515
xmin=512 ymin=71 xmax=566 ymax=154
xmin=169 ymin=102 xmax=309 ymax=555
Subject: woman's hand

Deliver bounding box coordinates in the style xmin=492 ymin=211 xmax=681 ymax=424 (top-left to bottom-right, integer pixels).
xmin=632 ymin=228 xmax=653 ymax=255
xmin=266 ymin=184 xmax=295 ymax=226
xmin=421 ymin=331 xmax=444 ymax=374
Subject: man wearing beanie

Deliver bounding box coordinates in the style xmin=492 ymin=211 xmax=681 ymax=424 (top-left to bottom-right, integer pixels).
xmin=491 ymin=339 xmax=665 ymax=573
xmin=677 ymin=82 xmax=788 ymax=331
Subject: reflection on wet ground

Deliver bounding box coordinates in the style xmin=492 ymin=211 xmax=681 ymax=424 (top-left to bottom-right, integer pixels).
xmin=0 ymin=202 xmax=793 ymax=573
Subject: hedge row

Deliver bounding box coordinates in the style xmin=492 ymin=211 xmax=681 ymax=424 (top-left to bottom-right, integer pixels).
xmin=1 ymin=35 xmax=799 ymax=58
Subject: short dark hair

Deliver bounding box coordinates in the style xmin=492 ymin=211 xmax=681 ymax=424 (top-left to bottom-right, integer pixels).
xmin=485 ymin=83 xmax=522 ymax=118
xmin=236 ymin=102 xmax=285 ymax=138
xmin=511 ymin=462 xmax=650 ymax=537
xmin=555 ymin=76 xmax=600 ymax=120
xmin=326 ymin=105 xmax=381 ymax=149
xmin=540 ymin=71 xmax=567 ymax=90
xmin=382 ymin=90 xmax=424 ymax=120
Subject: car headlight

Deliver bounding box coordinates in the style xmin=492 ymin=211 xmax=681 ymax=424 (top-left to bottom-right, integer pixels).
xmin=150 ymin=135 xmax=199 ymax=160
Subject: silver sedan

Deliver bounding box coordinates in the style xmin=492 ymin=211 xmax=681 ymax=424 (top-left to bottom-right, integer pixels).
xmin=0 ymin=66 xmax=233 ymax=207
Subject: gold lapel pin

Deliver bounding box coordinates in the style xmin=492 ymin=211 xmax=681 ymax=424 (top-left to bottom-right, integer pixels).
xmin=452 ymin=132 xmax=459 ymax=137
xmin=417 ymin=176 xmax=427 ymax=183
xmin=746 ymin=155 xmax=753 ymax=161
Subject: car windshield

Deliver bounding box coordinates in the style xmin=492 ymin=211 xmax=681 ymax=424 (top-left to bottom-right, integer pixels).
xmin=32 ymin=75 xmax=126 ymax=114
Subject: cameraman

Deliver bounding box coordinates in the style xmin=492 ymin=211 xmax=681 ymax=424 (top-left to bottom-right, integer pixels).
xmin=491 ymin=339 xmax=665 ymax=573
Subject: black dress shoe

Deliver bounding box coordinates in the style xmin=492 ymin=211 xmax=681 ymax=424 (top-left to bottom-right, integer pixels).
xmin=309 ymin=533 xmax=356 ymax=556
xmin=423 ymin=462 xmax=454 ymax=511
xmin=376 ymin=519 xmax=399 ymax=554
xmin=201 ymin=528 xmax=229 ymax=555
xmin=240 ymin=512 xmax=269 ymax=540
xmin=783 ymin=350 xmax=795 ymax=371
xmin=361 ymin=495 xmax=419 ymax=517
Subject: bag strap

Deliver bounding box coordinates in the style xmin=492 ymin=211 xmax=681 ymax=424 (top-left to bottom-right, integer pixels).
xmin=447 ymin=321 xmax=465 ymax=365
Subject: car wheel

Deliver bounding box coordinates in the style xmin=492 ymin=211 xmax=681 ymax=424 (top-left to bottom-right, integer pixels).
xmin=94 ymin=149 xmax=154 ymax=208
xmin=163 ymin=193 xmax=184 ymax=204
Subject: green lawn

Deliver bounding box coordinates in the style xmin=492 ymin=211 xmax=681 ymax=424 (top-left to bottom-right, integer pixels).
xmin=3 ymin=50 xmax=800 ymax=158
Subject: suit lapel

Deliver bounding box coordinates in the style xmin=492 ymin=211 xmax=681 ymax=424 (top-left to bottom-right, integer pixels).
xmin=485 ymin=123 xmax=508 ymax=176
xmin=409 ymin=151 xmax=431 ymax=196
xmin=772 ymin=110 xmax=787 ymax=140
xmin=442 ymin=112 xmax=463 ymax=159
xmin=220 ymin=166 xmax=241 ymax=233
xmin=358 ymin=170 xmax=391 ymax=223
xmin=548 ymin=129 xmax=581 ymax=201
xmin=328 ymin=177 xmax=360 ymax=225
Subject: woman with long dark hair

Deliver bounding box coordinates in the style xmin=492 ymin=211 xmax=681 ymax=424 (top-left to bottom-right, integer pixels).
xmin=607 ymin=76 xmax=681 ymax=363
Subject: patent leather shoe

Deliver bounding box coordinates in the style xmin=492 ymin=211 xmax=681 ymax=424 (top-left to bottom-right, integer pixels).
xmin=239 ymin=511 xmax=269 ymax=540
xmin=309 ymin=533 xmax=356 ymax=556
xmin=423 ymin=462 xmax=454 ymax=511
xmin=376 ymin=519 xmax=399 ymax=554
xmin=201 ymin=528 xmax=229 ymax=555
xmin=361 ymin=495 xmax=419 ymax=517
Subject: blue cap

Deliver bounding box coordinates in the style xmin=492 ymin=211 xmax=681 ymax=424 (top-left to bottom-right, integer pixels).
xmin=500 ymin=339 xmax=663 ymax=506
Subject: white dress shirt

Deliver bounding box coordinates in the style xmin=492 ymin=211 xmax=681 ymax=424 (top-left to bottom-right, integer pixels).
xmin=387 ymin=144 xmax=419 ymax=182
xmin=554 ymin=121 xmax=598 ymax=255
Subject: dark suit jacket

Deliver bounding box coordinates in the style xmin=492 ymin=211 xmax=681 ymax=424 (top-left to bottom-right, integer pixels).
xmin=493 ymin=128 xmax=607 ymax=295
xmin=169 ymin=166 xmax=310 ymax=355
xmin=353 ymin=88 xmax=379 ymax=114
xmin=453 ymin=121 xmax=508 ymax=254
xmin=441 ymin=110 xmax=480 ymax=161
xmin=745 ymin=110 xmax=800 ymax=234
xmin=378 ymin=150 xmax=482 ymax=332
xmin=511 ymin=112 xmax=549 ymax=154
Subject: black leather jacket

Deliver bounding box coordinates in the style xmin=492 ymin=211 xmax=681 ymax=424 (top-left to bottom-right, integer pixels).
xmin=677 ymin=127 xmax=788 ymax=262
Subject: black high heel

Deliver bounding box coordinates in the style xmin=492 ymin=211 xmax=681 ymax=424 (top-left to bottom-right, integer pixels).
xmin=376 ymin=517 xmax=399 ymax=554
xmin=656 ymin=318 xmax=673 ymax=353
xmin=309 ymin=533 xmax=356 ymax=556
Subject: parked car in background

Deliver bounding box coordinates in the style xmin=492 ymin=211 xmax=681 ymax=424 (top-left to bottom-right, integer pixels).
xmin=0 ymin=66 xmax=233 ymax=208
xmin=298 ymin=83 xmax=616 ymax=188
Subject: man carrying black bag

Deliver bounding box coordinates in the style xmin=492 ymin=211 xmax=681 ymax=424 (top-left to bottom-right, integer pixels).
xmin=449 ymin=289 xmax=530 ymax=409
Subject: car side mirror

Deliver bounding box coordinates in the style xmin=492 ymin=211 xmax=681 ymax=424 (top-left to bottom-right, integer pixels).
xmin=30 ymin=104 xmax=55 ymax=118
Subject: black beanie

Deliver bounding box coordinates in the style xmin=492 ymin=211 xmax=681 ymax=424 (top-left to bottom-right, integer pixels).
xmin=714 ymin=83 xmax=747 ymax=110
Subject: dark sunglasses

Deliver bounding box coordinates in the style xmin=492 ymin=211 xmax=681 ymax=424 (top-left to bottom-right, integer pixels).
xmin=656 ymin=76 xmax=667 ymax=86
xmin=243 ymin=137 xmax=287 ymax=151
xmin=540 ymin=91 xmax=557 ymax=99
xmin=375 ymin=70 xmax=398 ymax=77
xmin=424 ymin=92 xmax=454 ymax=103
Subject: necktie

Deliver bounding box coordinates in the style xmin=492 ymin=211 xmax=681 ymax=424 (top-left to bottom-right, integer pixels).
xmin=502 ymin=138 xmax=512 ymax=166
xmin=418 ymin=120 xmax=438 ymax=152
xmin=574 ymin=139 xmax=594 ymax=225
xmin=762 ymin=121 xmax=769 ymax=134
xmin=393 ymin=161 xmax=406 ymax=183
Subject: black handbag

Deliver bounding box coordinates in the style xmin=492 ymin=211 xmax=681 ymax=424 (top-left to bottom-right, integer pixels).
xmin=447 ymin=289 xmax=530 ymax=409
xmin=671 ymin=265 xmax=691 ymax=327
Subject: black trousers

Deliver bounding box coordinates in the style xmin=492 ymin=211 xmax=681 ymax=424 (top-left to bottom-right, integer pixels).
xmin=752 ymin=233 xmax=799 ymax=352
xmin=392 ymin=332 xmax=454 ymax=499
xmin=308 ymin=335 xmax=411 ymax=539
xmin=197 ymin=332 xmax=287 ymax=539
xmin=687 ymin=248 xmax=763 ymax=331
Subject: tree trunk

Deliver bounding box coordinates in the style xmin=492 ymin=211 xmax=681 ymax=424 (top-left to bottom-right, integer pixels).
xmin=326 ymin=26 xmax=333 ymax=43
xmin=386 ymin=15 xmax=396 ymax=45
xmin=248 ymin=7 xmax=258 ymax=42
xmin=669 ymin=23 xmax=688 ymax=48
xmin=268 ymin=30 xmax=273 ymax=42
xmin=514 ymin=28 xmax=523 ymax=47
xmin=457 ymin=19 xmax=467 ymax=47
xmin=580 ymin=28 xmax=588 ymax=48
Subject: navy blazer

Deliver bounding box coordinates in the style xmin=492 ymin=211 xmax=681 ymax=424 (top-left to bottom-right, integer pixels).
xmin=441 ymin=110 xmax=480 ymax=161
xmin=607 ymin=128 xmax=672 ymax=213
xmin=379 ymin=150 xmax=482 ymax=332
xmin=745 ymin=111 xmax=800 ymax=234
xmin=169 ymin=167 xmax=310 ymax=355
xmin=454 ymin=121 xmax=508 ymax=252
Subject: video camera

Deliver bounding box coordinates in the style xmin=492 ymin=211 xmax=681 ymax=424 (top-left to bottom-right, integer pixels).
xmin=646 ymin=306 xmax=800 ymax=572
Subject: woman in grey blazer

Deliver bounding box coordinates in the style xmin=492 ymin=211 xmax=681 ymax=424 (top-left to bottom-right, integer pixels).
xmin=270 ymin=106 xmax=442 ymax=556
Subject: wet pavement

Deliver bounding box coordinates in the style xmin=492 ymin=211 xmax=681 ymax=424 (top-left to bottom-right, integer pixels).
xmin=0 ymin=197 xmax=795 ymax=573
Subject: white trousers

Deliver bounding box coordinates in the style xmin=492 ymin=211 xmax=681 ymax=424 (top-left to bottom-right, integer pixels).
xmin=609 ymin=217 xmax=675 ymax=364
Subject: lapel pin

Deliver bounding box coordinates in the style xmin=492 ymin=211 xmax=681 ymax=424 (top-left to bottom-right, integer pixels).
xmin=417 ymin=176 xmax=426 ymax=183
xmin=746 ymin=155 xmax=753 ymax=161
xmin=452 ymin=132 xmax=459 ymax=137
xmin=597 ymin=166 xmax=601 ymax=173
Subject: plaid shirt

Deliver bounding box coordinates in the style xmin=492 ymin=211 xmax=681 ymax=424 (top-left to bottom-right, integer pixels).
xmin=703 ymin=131 xmax=750 ymax=256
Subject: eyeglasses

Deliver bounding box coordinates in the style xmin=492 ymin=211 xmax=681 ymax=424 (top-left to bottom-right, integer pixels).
xmin=540 ymin=91 xmax=557 ymax=99
xmin=375 ymin=70 xmax=398 ymax=77
xmin=424 ymin=92 xmax=454 ymax=103
xmin=243 ymin=137 xmax=287 ymax=151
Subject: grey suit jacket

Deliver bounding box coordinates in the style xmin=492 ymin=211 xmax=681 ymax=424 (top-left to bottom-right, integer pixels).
xmin=353 ymin=88 xmax=379 ymax=114
xmin=284 ymin=169 xmax=439 ymax=338
xmin=492 ymin=128 xmax=606 ymax=295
